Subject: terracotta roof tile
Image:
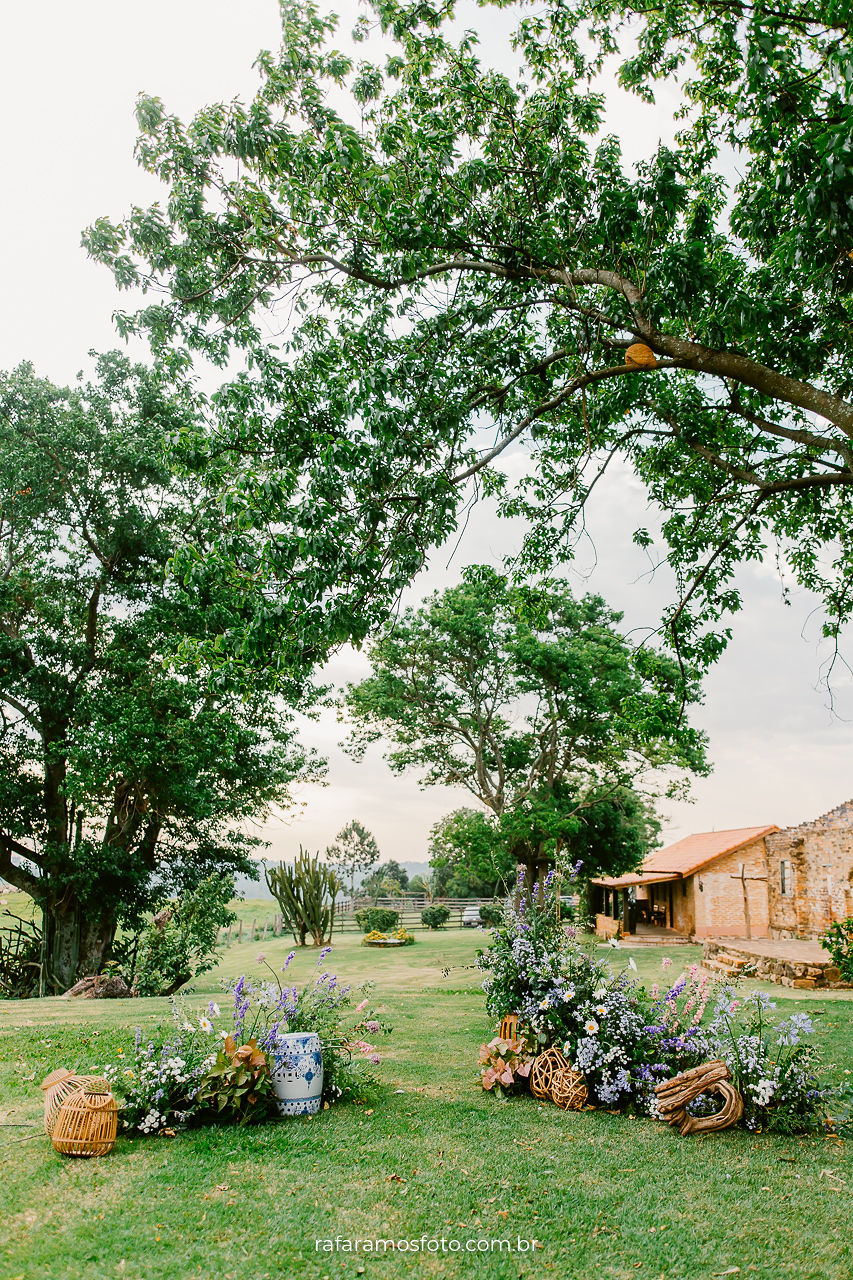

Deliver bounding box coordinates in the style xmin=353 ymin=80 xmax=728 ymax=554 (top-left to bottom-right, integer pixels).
xmin=641 ymin=825 xmax=779 ymax=877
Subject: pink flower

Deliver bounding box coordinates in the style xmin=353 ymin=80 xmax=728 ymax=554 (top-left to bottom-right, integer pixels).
xmin=369 ymin=1053 xmax=381 ymax=1066
xmin=661 ymin=957 xmax=673 ymax=969
xmin=256 ymin=953 xmax=266 ymax=962
xmin=355 ymin=998 xmax=369 ymax=1013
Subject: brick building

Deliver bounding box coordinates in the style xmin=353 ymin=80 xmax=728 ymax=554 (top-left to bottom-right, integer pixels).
xmin=591 ymin=802 xmax=853 ymax=941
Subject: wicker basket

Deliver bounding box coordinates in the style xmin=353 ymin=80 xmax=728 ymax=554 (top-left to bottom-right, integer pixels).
xmin=551 ymin=1066 xmax=589 ymax=1111
xmin=529 ymin=1046 xmax=568 ymax=1099
xmin=498 ymin=1013 xmax=519 ymax=1041
xmin=40 ymin=1069 xmax=111 ymax=1137
xmin=51 ymin=1085 xmax=118 ymax=1157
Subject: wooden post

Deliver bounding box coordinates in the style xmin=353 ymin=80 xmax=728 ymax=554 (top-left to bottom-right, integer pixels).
xmin=238 ymin=918 xmax=243 ymax=943
xmin=730 ymin=863 xmax=767 ymax=939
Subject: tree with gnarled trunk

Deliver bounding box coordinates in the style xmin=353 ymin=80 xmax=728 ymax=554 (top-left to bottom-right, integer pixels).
xmin=84 ymin=0 xmax=853 ymax=679
xmin=0 ymin=354 xmax=321 ymax=993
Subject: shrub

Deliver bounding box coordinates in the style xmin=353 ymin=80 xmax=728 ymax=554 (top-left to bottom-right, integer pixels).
xmin=133 ymin=876 xmax=235 ymax=997
xmin=354 ymin=907 xmax=400 ymax=934
xmin=478 ymin=902 xmax=504 ymax=928
xmin=421 ymin=904 xmax=451 ymax=930
xmin=821 ymin=917 xmax=853 ymax=982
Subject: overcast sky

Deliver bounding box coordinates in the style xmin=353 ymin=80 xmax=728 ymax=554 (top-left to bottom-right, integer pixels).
xmin=3 ymin=1 xmax=852 ymax=869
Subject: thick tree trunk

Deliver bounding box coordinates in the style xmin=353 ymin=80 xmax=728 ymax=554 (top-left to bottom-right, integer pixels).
xmin=41 ymin=891 xmax=117 ymax=994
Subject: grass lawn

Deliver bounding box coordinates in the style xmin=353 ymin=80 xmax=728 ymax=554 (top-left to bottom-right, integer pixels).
xmin=1 ymin=926 xmax=851 ymax=1280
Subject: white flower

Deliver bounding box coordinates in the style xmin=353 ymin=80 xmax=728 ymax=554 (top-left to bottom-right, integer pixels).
xmin=595 ymin=1005 xmax=607 ymax=1016
xmin=209 ymin=1002 xmax=221 ymax=1017
xmin=539 ymin=997 xmax=551 ymax=1009
xmin=219 ymin=1029 xmax=230 ymax=1040
xmin=608 ymin=939 xmax=621 ymax=949
xmin=584 ymin=1018 xmax=599 ymax=1035
xmin=628 ymin=957 xmax=638 ymax=971
xmin=564 ymin=985 xmax=575 ymax=1000
xmin=198 ymin=1016 xmax=214 ymax=1034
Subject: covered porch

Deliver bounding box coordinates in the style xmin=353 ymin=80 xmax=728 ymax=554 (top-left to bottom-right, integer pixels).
xmin=590 ymin=871 xmax=687 ymax=941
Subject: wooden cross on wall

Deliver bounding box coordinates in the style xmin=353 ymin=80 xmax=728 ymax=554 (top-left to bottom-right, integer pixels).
xmin=730 ymin=862 xmax=767 ymax=939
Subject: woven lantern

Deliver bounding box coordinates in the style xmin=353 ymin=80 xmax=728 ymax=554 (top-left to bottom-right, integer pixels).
xmin=625 ymin=343 xmax=657 ymax=369
xmin=40 ymin=1069 xmax=111 ymax=1136
xmin=51 ymin=1083 xmax=118 ymax=1157
xmin=529 ymin=1046 xmax=568 ymax=1100
xmin=551 ymin=1067 xmax=589 ymax=1111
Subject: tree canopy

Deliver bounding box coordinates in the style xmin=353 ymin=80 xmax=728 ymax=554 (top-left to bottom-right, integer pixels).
xmin=325 ymin=818 xmax=380 ymax=898
xmin=0 ymin=354 xmax=320 ymax=992
xmin=344 ymin=566 xmax=706 ymax=882
xmin=85 ymin=0 xmax=853 ymax=676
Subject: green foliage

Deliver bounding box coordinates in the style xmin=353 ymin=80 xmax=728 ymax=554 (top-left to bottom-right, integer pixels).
xmin=195 ymin=1036 xmax=277 ymax=1126
xmin=265 ymin=849 xmax=341 ymax=946
xmin=353 ymin=907 xmax=400 ymax=934
xmin=429 ymin=808 xmax=514 ymax=898
xmin=346 ymin=566 xmax=706 ymax=877
xmin=420 ymin=904 xmax=451 ymax=930
xmin=820 ymin=918 xmax=853 ymax=982
xmin=0 ymin=354 xmax=320 ymax=992
xmin=132 ymin=876 xmax=236 ymax=997
xmin=0 ymin=912 xmax=41 ymax=999
xmin=325 ymin=820 xmax=380 ymax=899
xmin=360 ymin=860 xmax=409 ymax=900
xmin=87 ymin=1 xmax=853 ymax=678
xmin=477 ymin=903 xmax=504 ymax=928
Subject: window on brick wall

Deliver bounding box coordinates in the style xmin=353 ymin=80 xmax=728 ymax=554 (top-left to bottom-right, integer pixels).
xmin=780 ymin=860 xmax=793 ymax=897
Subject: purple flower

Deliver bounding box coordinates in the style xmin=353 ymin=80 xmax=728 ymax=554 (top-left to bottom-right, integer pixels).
xmin=282 ymin=952 xmax=296 ymax=971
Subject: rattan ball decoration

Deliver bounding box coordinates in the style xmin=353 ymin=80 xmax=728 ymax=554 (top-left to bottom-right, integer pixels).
xmin=550 ymin=1067 xmax=589 ymax=1111
xmin=529 ymin=1046 xmax=568 ymax=1100
xmin=625 ymin=343 xmax=657 ymax=369
xmin=51 ymin=1083 xmax=118 ymax=1157
xmin=40 ymin=1069 xmax=111 ymax=1136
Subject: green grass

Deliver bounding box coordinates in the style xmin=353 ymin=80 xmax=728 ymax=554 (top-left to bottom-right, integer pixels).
xmin=1 ymin=930 xmax=851 ymax=1280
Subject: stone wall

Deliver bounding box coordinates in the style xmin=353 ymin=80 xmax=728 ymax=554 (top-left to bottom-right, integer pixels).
xmin=765 ymin=800 xmax=853 ymax=939
xmin=702 ymin=939 xmax=846 ymax=988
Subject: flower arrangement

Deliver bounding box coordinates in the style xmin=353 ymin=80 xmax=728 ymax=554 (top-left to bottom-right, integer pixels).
xmin=696 ymin=990 xmax=825 ymax=1133
xmin=102 ymin=948 xmax=391 ymax=1133
xmin=476 ymin=875 xmax=828 ymax=1132
xmin=361 ymin=928 xmax=414 ymax=946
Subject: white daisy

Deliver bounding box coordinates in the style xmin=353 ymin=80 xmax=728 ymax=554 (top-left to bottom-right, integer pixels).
xmin=584 ymin=1018 xmax=599 ymax=1035
xmin=198 ymin=1016 xmax=214 ymax=1033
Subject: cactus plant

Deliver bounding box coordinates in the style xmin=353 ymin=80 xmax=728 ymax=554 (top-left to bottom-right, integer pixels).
xmin=265 ymin=849 xmax=342 ymax=946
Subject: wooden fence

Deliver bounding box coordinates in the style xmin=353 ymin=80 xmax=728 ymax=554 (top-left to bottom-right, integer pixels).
xmin=217 ymin=897 xmax=497 ymax=946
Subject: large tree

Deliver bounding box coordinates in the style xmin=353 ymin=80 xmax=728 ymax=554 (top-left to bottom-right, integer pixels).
xmin=344 ymin=566 xmax=707 ymax=885
xmin=85 ymin=0 xmax=853 ymax=676
xmin=0 ymin=355 xmax=320 ymax=992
